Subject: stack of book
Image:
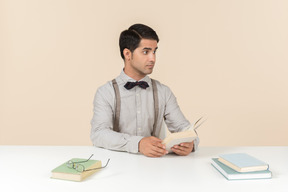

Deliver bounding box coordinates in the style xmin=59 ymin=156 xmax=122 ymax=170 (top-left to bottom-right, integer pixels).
xmin=211 ymin=153 xmax=272 ymax=180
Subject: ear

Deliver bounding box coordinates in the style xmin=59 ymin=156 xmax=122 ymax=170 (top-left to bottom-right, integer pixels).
xmin=123 ymin=48 xmax=132 ymax=61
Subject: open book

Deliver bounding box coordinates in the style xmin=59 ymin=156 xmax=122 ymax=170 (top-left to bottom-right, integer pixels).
xmin=161 ymin=116 xmax=205 ymax=153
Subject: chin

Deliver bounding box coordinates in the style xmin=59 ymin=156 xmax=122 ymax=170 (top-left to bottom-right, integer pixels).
xmin=146 ymin=70 xmax=153 ymax=75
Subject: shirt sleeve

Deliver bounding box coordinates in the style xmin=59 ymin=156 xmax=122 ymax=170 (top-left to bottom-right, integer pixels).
xmin=90 ymin=84 xmax=143 ymax=153
xmin=162 ymin=85 xmax=199 ymax=151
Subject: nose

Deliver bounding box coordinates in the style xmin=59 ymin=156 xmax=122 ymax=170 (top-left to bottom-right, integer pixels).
xmin=149 ymin=53 xmax=156 ymax=63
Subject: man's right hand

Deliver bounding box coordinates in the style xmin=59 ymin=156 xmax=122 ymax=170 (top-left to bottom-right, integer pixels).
xmin=138 ymin=136 xmax=168 ymax=157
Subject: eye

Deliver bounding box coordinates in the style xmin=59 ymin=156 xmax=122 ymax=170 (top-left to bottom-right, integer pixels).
xmin=143 ymin=50 xmax=149 ymax=55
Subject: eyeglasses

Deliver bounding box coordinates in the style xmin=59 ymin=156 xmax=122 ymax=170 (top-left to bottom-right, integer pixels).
xmin=66 ymin=154 xmax=110 ymax=172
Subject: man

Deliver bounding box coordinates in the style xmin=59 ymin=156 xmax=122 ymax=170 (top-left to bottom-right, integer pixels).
xmin=90 ymin=24 xmax=199 ymax=157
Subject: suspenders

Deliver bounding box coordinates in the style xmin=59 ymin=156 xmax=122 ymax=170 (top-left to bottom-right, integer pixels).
xmin=112 ymin=79 xmax=121 ymax=133
xmin=151 ymin=79 xmax=159 ymax=136
xmin=111 ymin=79 xmax=159 ymax=136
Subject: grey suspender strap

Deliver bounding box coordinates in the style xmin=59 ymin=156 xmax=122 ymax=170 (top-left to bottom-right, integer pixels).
xmin=111 ymin=78 xmax=159 ymax=136
xmin=151 ymin=79 xmax=159 ymax=136
xmin=112 ymin=79 xmax=121 ymax=132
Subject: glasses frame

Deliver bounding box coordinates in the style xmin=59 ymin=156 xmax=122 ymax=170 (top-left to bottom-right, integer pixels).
xmin=66 ymin=154 xmax=110 ymax=172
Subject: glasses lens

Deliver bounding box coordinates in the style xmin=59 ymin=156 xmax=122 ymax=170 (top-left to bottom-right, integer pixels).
xmin=75 ymin=164 xmax=85 ymax=172
xmin=66 ymin=160 xmax=74 ymax=168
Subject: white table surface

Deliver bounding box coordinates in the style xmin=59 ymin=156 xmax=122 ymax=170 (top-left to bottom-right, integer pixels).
xmin=0 ymin=146 xmax=287 ymax=192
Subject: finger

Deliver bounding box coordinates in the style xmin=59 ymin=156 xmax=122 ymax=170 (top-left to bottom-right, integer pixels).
xmin=151 ymin=144 xmax=168 ymax=156
xmin=147 ymin=148 xmax=166 ymax=157
xmin=171 ymin=147 xmax=189 ymax=156
xmin=149 ymin=137 xmax=166 ymax=151
xmin=179 ymin=142 xmax=193 ymax=149
xmin=142 ymin=141 xmax=167 ymax=157
xmin=171 ymin=144 xmax=192 ymax=156
xmin=147 ymin=151 xmax=165 ymax=157
xmin=153 ymin=140 xmax=166 ymax=150
xmin=172 ymin=145 xmax=186 ymax=152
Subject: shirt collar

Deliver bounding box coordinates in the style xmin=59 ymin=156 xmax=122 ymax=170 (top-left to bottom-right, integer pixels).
xmin=119 ymin=69 xmax=151 ymax=84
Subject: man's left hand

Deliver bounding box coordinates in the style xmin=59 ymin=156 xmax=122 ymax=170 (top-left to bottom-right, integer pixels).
xmin=171 ymin=141 xmax=194 ymax=156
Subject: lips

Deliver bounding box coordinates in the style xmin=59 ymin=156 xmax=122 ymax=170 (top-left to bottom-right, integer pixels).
xmin=146 ymin=64 xmax=154 ymax=68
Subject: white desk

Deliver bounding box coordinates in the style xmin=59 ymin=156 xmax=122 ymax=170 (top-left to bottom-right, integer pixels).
xmin=1 ymin=146 xmax=287 ymax=192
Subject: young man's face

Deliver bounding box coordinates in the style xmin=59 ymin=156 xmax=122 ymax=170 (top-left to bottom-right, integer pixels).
xmin=125 ymin=39 xmax=158 ymax=80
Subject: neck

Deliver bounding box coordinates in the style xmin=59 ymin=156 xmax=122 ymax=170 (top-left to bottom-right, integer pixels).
xmin=123 ymin=67 xmax=146 ymax=81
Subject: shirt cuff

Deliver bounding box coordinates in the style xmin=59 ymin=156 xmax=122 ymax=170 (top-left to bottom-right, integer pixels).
xmin=192 ymin=137 xmax=200 ymax=152
xmin=127 ymin=136 xmax=144 ymax=153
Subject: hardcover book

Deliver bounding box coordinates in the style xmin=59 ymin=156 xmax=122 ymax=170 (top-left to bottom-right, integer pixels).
xmin=218 ymin=153 xmax=269 ymax=172
xmin=162 ymin=130 xmax=197 ymax=153
xmin=51 ymin=158 xmax=102 ymax=182
xmin=211 ymin=158 xmax=272 ymax=180
xmin=161 ymin=116 xmax=204 ymax=153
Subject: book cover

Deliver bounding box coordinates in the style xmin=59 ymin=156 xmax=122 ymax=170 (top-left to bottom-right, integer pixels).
xmin=162 ymin=130 xmax=197 ymax=153
xmin=218 ymin=153 xmax=269 ymax=172
xmin=51 ymin=158 xmax=102 ymax=182
xmin=211 ymin=158 xmax=272 ymax=180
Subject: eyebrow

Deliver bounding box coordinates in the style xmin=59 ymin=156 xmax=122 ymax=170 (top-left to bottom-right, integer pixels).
xmin=142 ymin=47 xmax=158 ymax=51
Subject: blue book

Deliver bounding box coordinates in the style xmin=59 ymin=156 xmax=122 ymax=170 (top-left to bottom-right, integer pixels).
xmin=211 ymin=158 xmax=272 ymax=180
xmin=218 ymin=153 xmax=269 ymax=172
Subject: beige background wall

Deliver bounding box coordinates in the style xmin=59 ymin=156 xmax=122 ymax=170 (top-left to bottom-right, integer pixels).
xmin=1 ymin=0 xmax=287 ymax=146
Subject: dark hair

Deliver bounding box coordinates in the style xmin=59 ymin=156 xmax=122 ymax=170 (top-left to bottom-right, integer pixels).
xmin=119 ymin=24 xmax=159 ymax=60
